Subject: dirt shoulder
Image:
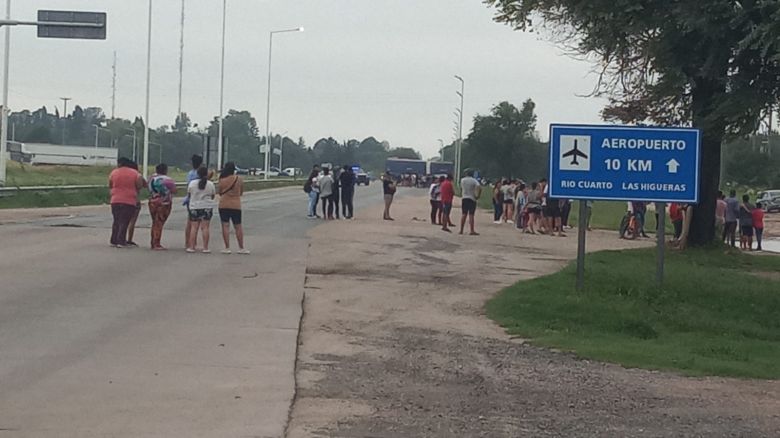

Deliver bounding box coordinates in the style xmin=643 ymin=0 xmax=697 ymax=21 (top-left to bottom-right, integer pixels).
xmin=288 ymin=195 xmax=780 ymax=437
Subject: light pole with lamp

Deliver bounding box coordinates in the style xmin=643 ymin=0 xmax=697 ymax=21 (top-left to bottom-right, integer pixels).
xmin=454 ymin=75 xmax=465 ymax=183
xmin=217 ymin=0 xmax=227 ymax=171
xmin=264 ymin=27 xmax=303 ymax=180
xmin=124 ymin=128 xmax=137 ymax=162
xmin=278 ymin=130 xmax=288 ymax=171
xmin=92 ymin=124 xmax=112 ymax=164
xmin=142 ymin=0 xmax=153 ymax=178
xmin=437 ymin=139 xmax=444 ymax=161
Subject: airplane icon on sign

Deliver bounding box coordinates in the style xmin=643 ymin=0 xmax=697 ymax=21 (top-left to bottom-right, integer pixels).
xmin=562 ymin=139 xmax=589 ymax=166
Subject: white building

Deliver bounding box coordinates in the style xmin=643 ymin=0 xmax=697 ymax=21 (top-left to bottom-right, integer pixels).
xmin=8 ymin=142 xmax=118 ymax=167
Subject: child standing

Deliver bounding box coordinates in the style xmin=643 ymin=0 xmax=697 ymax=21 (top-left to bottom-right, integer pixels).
xmin=753 ymin=203 xmax=765 ymax=251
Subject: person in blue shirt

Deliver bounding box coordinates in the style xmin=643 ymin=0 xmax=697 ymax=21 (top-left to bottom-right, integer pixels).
xmin=184 ymin=154 xmax=203 ymax=248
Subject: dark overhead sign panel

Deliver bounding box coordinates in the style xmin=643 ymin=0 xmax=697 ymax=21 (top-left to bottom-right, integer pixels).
xmin=37 ymin=10 xmax=106 ymax=40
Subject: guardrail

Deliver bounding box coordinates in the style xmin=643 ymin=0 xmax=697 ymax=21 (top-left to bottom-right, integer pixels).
xmin=0 ymin=178 xmax=298 ymax=193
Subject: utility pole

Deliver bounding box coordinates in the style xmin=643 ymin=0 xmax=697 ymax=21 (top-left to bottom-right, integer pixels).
xmin=60 ymin=97 xmax=71 ymax=145
xmin=177 ymin=0 xmax=185 ymax=118
xmin=111 ymin=51 xmax=116 ymax=119
xmin=0 ymin=0 xmax=10 ymax=185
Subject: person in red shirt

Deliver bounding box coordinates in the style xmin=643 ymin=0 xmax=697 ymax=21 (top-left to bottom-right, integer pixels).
xmin=669 ymin=203 xmax=684 ymax=240
xmin=753 ymin=203 xmax=765 ymax=251
xmin=439 ymin=174 xmax=455 ymax=233
xmin=108 ymin=157 xmax=144 ymax=248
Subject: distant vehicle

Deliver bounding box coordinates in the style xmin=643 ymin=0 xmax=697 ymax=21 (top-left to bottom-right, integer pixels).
xmin=256 ymin=166 xmax=281 ymax=177
xmin=356 ymin=172 xmax=370 ymax=186
xmin=386 ymin=157 xmax=426 ymax=176
xmin=234 ymin=166 xmax=250 ymax=175
xmin=283 ymin=167 xmax=303 ymax=177
xmin=427 ymin=161 xmax=454 ymax=177
xmin=757 ymin=190 xmax=780 ymax=213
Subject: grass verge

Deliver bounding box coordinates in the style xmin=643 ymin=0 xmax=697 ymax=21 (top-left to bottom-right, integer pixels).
xmin=486 ymin=247 xmax=780 ymax=379
xmin=0 ymin=180 xmax=298 ymax=210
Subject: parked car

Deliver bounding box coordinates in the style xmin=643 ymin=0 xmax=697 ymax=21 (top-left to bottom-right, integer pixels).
xmin=234 ymin=166 xmax=250 ymax=175
xmin=757 ymin=190 xmax=780 ymax=213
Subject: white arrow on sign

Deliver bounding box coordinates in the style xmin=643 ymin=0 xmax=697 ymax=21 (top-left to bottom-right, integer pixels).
xmin=666 ymin=159 xmax=680 ymax=174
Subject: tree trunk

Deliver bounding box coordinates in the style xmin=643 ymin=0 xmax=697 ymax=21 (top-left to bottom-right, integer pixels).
xmin=688 ymin=77 xmax=725 ymax=246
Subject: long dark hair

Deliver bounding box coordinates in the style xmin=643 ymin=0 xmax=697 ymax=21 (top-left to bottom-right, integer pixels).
xmin=197 ymin=165 xmax=208 ymax=190
xmin=220 ymin=162 xmax=236 ymax=179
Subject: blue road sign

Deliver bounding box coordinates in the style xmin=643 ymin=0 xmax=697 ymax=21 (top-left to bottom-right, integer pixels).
xmin=549 ymin=124 xmax=701 ymax=203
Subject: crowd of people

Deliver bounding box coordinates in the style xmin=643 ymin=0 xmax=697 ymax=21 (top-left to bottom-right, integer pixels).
xmin=303 ymin=164 xmax=357 ymax=220
xmin=108 ymin=154 xmax=249 ymax=254
xmin=718 ymin=190 xmax=765 ymax=251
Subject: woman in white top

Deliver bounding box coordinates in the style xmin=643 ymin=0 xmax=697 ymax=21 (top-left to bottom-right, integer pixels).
xmin=186 ymin=166 xmax=217 ymax=253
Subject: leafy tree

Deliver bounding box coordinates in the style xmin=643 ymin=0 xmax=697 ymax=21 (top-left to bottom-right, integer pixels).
xmin=387 ymin=147 xmax=421 ymax=160
xmin=462 ymin=99 xmax=547 ymax=180
xmin=486 ymin=0 xmax=780 ymax=245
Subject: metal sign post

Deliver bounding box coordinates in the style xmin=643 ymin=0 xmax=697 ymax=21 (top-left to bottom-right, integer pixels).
xmin=576 ymin=200 xmax=587 ymax=291
xmin=549 ymin=124 xmax=701 ymax=289
xmin=0 ymin=10 xmax=106 ymax=186
xmin=656 ymin=202 xmax=666 ymax=288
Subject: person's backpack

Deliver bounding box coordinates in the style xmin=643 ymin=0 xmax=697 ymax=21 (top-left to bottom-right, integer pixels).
xmin=303 ymin=179 xmax=312 ymax=194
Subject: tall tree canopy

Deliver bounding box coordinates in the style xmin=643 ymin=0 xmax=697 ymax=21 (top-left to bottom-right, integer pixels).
xmin=463 ymin=99 xmax=547 ymax=180
xmin=486 ymin=0 xmax=780 ymax=245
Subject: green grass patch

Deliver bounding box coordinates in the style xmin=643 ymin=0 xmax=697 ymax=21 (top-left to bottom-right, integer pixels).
xmin=0 ymin=180 xmax=298 ymax=209
xmin=487 ymin=247 xmax=780 ymax=379
xmin=5 ymin=162 xmax=190 ymax=187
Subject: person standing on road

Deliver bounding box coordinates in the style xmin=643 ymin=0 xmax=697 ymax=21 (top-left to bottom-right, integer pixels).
xmin=319 ymin=168 xmax=335 ymax=220
xmin=108 ymin=157 xmax=144 ymax=248
xmin=184 ymin=154 xmax=204 ymax=247
xmin=723 ymin=190 xmax=739 ymax=247
xmin=429 ymin=176 xmax=443 ymax=225
xmin=218 ymin=162 xmax=249 ymax=255
xmin=382 ymin=172 xmax=397 ymax=221
xmin=739 ymin=194 xmax=754 ymax=250
xmin=525 ymin=182 xmax=542 ymax=234
xmin=148 ymin=163 xmax=177 ymax=250
xmin=304 ymin=166 xmax=321 ymax=219
xmin=502 ymin=179 xmax=515 ymax=224
xmin=340 ymin=165 xmax=355 ymax=219
xmin=716 ymin=191 xmax=727 ymax=238
xmin=439 ymin=174 xmax=455 ymax=232
xmin=186 ymin=166 xmax=216 ymax=254
xmin=492 ymin=181 xmax=503 ymax=224
xmin=332 ymin=167 xmax=342 ymax=220
xmin=460 ymin=170 xmax=482 ymax=236
xmin=125 ymin=161 xmax=146 ymax=247
xmin=754 ymin=202 xmax=765 ymax=251
xmin=515 ymin=182 xmax=527 ymax=231
xmin=669 ymin=202 xmax=684 ymax=241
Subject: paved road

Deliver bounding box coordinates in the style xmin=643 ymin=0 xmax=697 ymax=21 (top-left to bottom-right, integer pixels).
xmin=0 ymin=184 xmax=409 ymax=437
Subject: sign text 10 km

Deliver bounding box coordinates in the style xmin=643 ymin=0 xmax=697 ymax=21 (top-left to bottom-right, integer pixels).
xmin=548 ymin=124 xmax=701 ymax=204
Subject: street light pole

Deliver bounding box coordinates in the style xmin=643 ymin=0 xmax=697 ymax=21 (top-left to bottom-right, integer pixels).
xmin=264 ymin=27 xmax=303 ymax=181
xmin=142 ymin=0 xmax=153 ymax=178
xmin=0 ymin=0 xmax=11 ymax=185
xmin=217 ymin=0 xmax=226 ymax=171
xmin=437 ymin=139 xmax=444 ymax=161
xmin=124 ymin=128 xmax=137 ymax=162
xmin=454 ymin=75 xmax=464 ymax=183
xmin=59 ymin=97 xmax=71 ymax=145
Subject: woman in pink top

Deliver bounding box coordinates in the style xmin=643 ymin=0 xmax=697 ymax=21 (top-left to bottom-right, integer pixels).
xmin=108 ymin=157 xmax=144 ymax=248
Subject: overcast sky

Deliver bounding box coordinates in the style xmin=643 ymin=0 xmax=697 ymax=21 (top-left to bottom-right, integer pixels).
xmin=6 ymin=0 xmax=606 ymax=159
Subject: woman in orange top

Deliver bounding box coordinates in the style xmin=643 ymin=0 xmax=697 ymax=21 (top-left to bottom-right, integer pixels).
xmin=217 ymin=162 xmax=249 ymax=254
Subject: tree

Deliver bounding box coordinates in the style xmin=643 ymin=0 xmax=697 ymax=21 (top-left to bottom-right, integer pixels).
xmin=462 ymin=99 xmax=547 ymax=180
xmin=486 ymin=0 xmax=780 ymax=245
xmin=387 ymin=147 xmax=420 ymax=160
